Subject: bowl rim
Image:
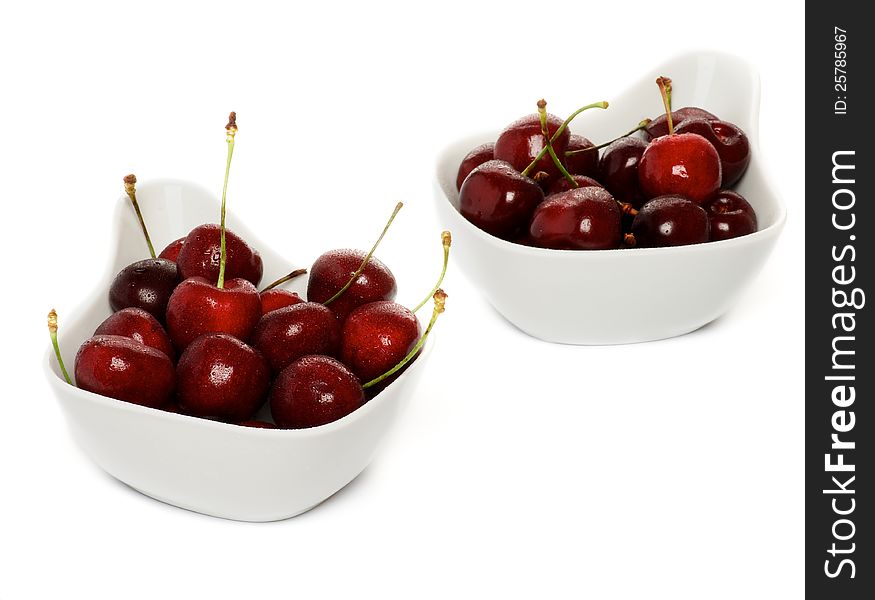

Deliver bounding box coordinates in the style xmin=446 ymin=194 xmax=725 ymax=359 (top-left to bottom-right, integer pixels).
xmin=44 ymin=176 xmax=437 ymax=437
xmin=433 ymin=49 xmax=788 ymax=259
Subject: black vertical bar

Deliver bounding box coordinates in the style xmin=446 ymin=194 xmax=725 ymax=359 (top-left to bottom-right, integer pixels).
xmin=806 ymin=3 xmax=872 ymax=597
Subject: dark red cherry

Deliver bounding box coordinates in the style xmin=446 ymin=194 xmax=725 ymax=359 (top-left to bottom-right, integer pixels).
xmin=165 ymin=276 xmax=262 ymax=351
xmin=546 ymin=174 xmax=604 ymax=196
xmin=459 ymin=159 xmax=545 ymax=240
xmin=108 ymin=258 xmax=179 ymax=322
xmin=638 ymin=133 xmax=722 ymax=204
xmin=529 ymin=187 xmax=622 ymax=250
xmin=259 ymin=289 xmax=304 ymax=315
xmin=340 ymin=301 xmax=421 ymax=383
xmin=631 ymin=195 xmax=710 ymax=247
xmin=270 ymin=355 xmax=365 ymax=429
xmin=159 ymin=237 xmax=186 ymax=262
xmin=494 ymin=112 xmax=570 ymax=185
xmin=564 ymin=134 xmax=599 ymax=178
xmin=251 ymin=302 xmax=340 ymax=374
xmin=704 ymin=190 xmax=758 ymax=241
xmin=675 ymin=119 xmax=751 ymax=187
xmin=307 ymin=250 xmax=397 ymax=322
xmin=645 ymin=107 xmax=717 ymax=139
xmin=176 ymin=333 xmax=270 ymax=422
xmin=598 ymin=137 xmax=649 ymax=208
xmin=456 ymin=143 xmax=495 ymax=190
xmin=176 ymin=224 xmax=263 ymax=286
xmin=94 ymin=307 xmax=175 ymax=360
xmin=74 ymin=335 xmax=176 ymax=408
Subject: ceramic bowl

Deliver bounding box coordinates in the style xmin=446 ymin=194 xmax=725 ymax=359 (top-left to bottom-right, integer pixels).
xmin=44 ymin=179 xmax=433 ymax=522
xmin=434 ymin=51 xmax=786 ymax=344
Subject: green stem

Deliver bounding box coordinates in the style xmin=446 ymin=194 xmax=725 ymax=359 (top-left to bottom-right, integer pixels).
xmin=656 ymin=77 xmax=674 ymax=135
xmin=412 ymin=231 xmax=451 ymax=314
xmin=48 ymin=309 xmax=72 ymax=385
xmin=324 ymin=202 xmax=403 ymax=306
xmin=217 ymin=113 xmax=237 ymax=289
xmin=262 ymin=268 xmax=308 ymax=292
xmin=363 ymin=290 xmax=446 ymax=389
xmin=538 ymin=100 xmax=578 ymax=187
xmin=564 ymin=119 xmax=652 ymax=156
xmin=123 ymin=175 xmax=156 ymax=258
xmin=520 ymin=101 xmax=609 ymax=178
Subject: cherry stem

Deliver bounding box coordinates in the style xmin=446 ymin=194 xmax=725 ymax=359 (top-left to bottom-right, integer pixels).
xmin=123 ymin=174 xmax=156 ymax=258
xmin=217 ymin=112 xmax=237 ymax=289
xmin=656 ymin=77 xmax=674 ymax=135
xmin=520 ymin=100 xmax=608 ymax=178
xmin=323 ymin=202 xmax=403 ymax=306
xmin=363 ymin=289 xmax=447 ymax=389
xmin=412 ymin=231 xmax=452 ymax=314
xmin=47 ymin=309 xmax=72 ymax=385
xmin=564 ymin=119 xmax=652 ymax=156
xmin=261 ymin=268 xmax=308 ymax=292
xmin=620 ymin=204 xmax=639 ymax=217
xmin=537 ymin=100 xmax=578 ymax=188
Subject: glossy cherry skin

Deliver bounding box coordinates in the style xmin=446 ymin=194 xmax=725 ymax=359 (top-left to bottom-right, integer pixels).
xmin=158 ymin=237 xmax=186 ymax=262
xmin=456 ymin=142 xmax=495 ymax=190
xmin=270 ymin=355 xmax=365 ymax=429
xmin=176 ymin=333 xmax=270 ymax=422
xmin=638 ymin=133 xmax=722 ymax=204
xmin=631 ymin=195 xmax=710 ymax=247
xmin=704 ymin=190 xmax=758 ymax=241
xmin=529 ymin=187 xmax=622 ymax=250
xmin=564 ymin=134 xmax=599 ymax=178
xmin=176 ymin=224 xmax=263 ymax=286
xmin=645 ymin=107 xmax=717 ymax=139
xmin=494 ymin=112 xmax=570 ymax=185
xmin=340 ymin=300 xmax=421 ymax=383
xmin=74 ymin=335 xmax=176 ymax=408
xmin=307 ymin=250 xmax=397 ymax=322
xmin=546 ymin=174 xmax=604 ymax=196
xmin=675 ymin=119 xmax=751 ymax=187
xmin=251 ymin=302 xmax=340 ymax=374
xmin=259 ymin=289 xmax=304 ymax=315
xmin=94 ymin=307 xmax=175 ymax=360
xmin=108 ymin=258 xmax=179 ymax=322
xmin=165 ymin=276 xmax=262 ymax=351
xmin=459 ymin=159 xmax=545 ymax=241
xmin=599 ymin=137 xmax=649 ymax=208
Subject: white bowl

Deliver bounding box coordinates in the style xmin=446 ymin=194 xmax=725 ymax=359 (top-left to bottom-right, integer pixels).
xmin=44 ymin=179 xmax=433 ymax=522
xmin=434 ymin=51 xmax=786 ymax=345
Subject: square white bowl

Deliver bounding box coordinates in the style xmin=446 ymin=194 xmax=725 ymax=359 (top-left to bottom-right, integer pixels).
xmin=434 ymin=51 xmax=786 ymax=344
xmin=44 ymin=178 xmax=433 ymax=522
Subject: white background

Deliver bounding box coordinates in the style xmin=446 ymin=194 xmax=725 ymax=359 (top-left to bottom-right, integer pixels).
xmin=2 ymin=1 xmax=804 ymax=598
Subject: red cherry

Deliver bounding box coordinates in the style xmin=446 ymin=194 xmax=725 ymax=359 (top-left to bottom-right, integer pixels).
xmin=176 ymin=333 xmax=270 ymax=422
xmin=270 ymin=355 xmax=365 ymax=429
xmin=630 ymin=195 xmax=710 ymax=247
xmin=74 ymin=335 xmax=176 ymax=408
xmin=176 ymin=224 xmax=263 ymax=286
xmin=94 ymin=307 xmax=175 ymax=360
xmin=251 ymin=302 xmax=340 ymax=374
xmin=158 ymin=237 xmax=185 ymax=262
xmin=259 ymin=289 xmax=304 ymax=315
xmin=494 ymin=112 xmax=571 ymax=186
xmin=674 ymin=119 xmax=751 ymax=187
xmin=108 ymin=258 xmax=179 ymax=322
xmin=340 ymin=301 xmax=421 ymax=383
xmin=546 ymin=174 xmax=604 ymax=196
xmin=165 ymin=276 xmax=262 ymax=351
xmin=638 ymin=133 xmax=722 ymax=204
xmin=598 ymin=137 xmax=649 ymax=208
xmin=703 ymin=190 xmax=758 ymax=241
xmin=529 ymin=187 xmax=622 ymax=250
xmin=307 ymin=250 xmax=397 ymax=322
xmin=564 ymin=134 xmax=599 ymax=178
xmin=456 ymin=143 xmax=495 ymax=190
xmin=459 ymin=159 xmax=545 ymax=240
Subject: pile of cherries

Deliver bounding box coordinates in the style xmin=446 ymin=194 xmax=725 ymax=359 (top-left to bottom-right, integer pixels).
xmin=49 ymin=113 xmax=449 ymax=430
xmin=457 ymin=76 xmax=757 ymax=249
